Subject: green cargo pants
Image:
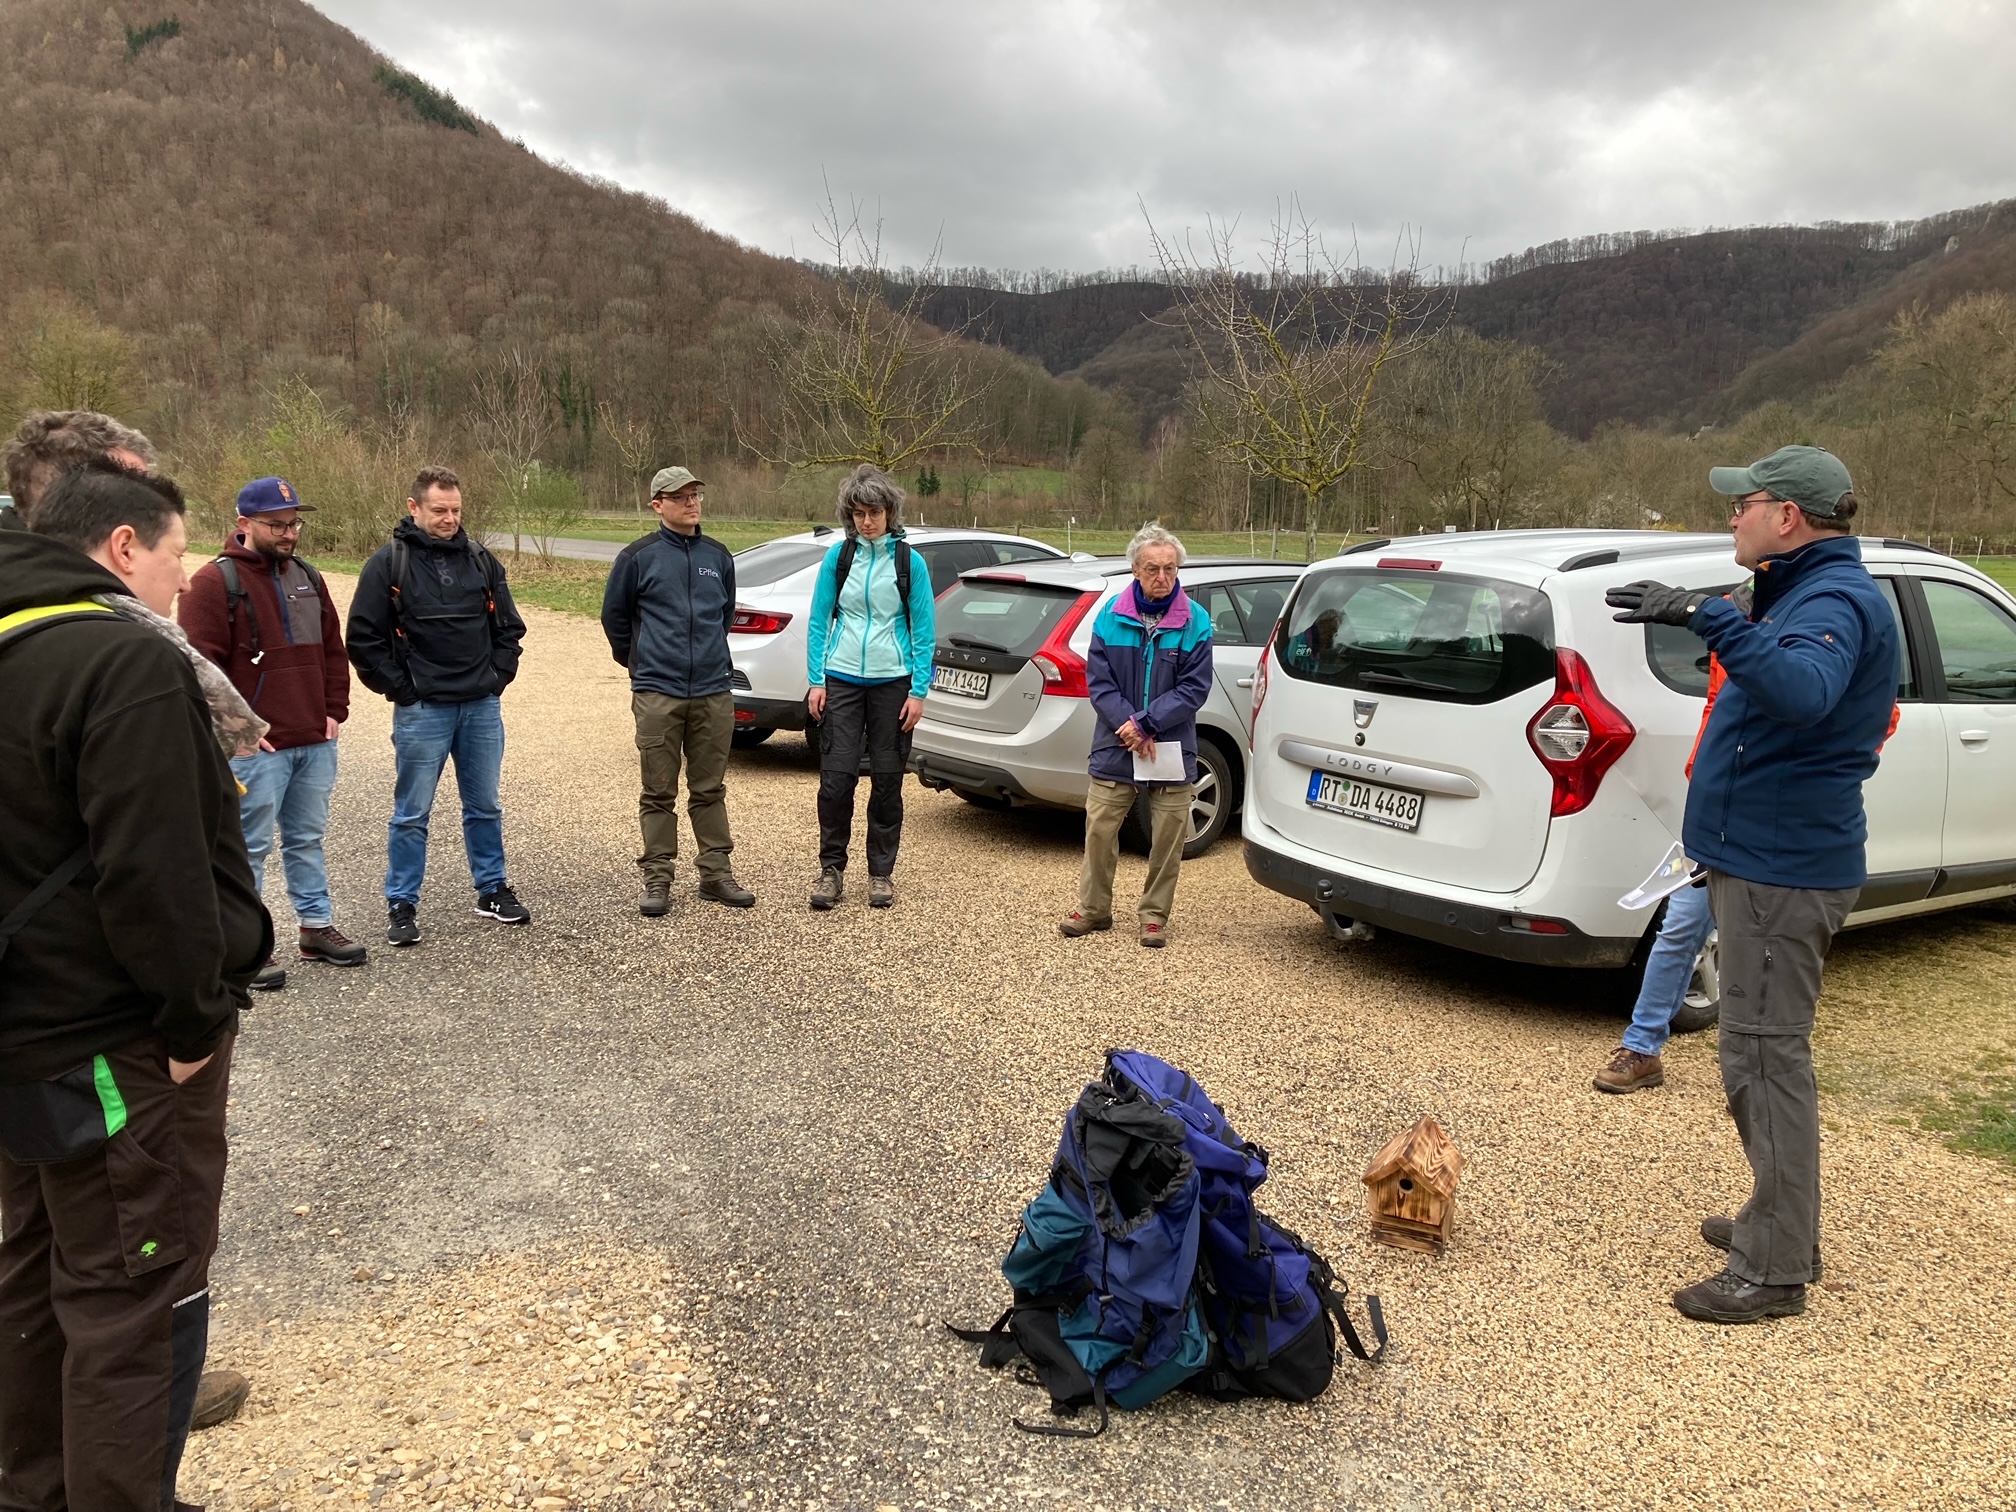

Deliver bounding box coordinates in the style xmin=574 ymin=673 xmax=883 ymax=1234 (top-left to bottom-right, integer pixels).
xmin=1079 ymin=778 xmax=1191 ymax=928
xmin=633 ymin=691 xmax=735 ymax=884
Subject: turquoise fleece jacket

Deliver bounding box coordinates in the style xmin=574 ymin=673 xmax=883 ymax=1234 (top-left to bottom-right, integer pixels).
xmin=804 ymin=533 xmax=937 ymax=698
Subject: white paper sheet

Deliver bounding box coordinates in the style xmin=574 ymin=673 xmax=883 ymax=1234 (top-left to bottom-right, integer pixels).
xmin=1132 ymin=740 xmax=1188 ymax=783
xmin=1618 ymin=840 xmax=1699 ymax=910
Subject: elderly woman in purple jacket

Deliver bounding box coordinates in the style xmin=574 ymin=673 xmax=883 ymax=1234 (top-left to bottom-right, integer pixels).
xmin=1060 ymin=524 xmax=1215 ymax=948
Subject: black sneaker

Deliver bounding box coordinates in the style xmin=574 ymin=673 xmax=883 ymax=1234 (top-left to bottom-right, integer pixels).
xmin=386 ymin=902 xmax=420 ymax=947
xmin=476 ymin=885 xmax=531 ymax=925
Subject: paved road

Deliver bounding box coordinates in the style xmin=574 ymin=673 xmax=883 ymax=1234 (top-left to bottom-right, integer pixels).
xmin=198 ymin=585 xmax=2016 ymax=1511
xmin=481 ymin=533 xmax=627 ymax=563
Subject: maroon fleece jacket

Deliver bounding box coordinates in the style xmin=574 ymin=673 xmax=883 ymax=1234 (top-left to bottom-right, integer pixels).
xmin=180 ymin=537 xmax=350 ymax=750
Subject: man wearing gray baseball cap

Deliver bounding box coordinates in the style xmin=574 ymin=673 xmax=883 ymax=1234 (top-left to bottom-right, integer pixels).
xmin=599 ymin=466 xmax=755 ymax=914
xmin=1607 ymin=445 xmax=1898 ymax=1324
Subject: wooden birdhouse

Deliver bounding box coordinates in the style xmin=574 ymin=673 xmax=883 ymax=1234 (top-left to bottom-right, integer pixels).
xmin=1362 ymin=1116 xmax=1464 ymax=1256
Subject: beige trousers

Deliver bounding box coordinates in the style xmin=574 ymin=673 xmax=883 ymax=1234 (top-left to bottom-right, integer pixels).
xmin=1078 ymin=778 xmax=1191 ymax=927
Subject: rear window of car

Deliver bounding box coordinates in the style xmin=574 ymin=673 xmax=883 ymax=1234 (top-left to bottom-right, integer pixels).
xmin=935 ymin=580 xmax=1087 ymax=659
xmin=1274 ymin=568 xmax=1555 ymax=704
xmin=733 ymin=540 xmax=830 ymax=587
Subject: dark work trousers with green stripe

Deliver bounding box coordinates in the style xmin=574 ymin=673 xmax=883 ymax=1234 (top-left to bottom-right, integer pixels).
xmin=0 ymin=1034 xmax=233 ymax=1512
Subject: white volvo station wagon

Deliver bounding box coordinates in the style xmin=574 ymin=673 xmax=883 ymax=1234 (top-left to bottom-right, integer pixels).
xmin=1243 ymin=529 xmax=2016 ymax=991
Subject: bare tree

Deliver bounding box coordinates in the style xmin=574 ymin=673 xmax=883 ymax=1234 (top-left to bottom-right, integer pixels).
xmin=1384 ymin=327 xmax=1559 ymax=531
xmin=597 ymin=397 xmax=657 ymax=518
xmin=469 ymin=347 xmax=554 ymax=554
xmin=1146 ymin=200 xmax=1448 ymax=559
xmin=754 ymin=188 xmax=993 ymax=475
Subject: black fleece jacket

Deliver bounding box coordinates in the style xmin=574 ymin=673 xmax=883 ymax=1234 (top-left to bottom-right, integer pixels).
xmin=347 ymin=519 xmax=527 ymax=704
xmin=0 ymin=532 xmax=270 ymax=1080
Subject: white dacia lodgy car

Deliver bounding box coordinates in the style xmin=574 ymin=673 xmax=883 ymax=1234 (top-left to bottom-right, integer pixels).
xmin=1243 ymin=529 xmax=2016 ymax=999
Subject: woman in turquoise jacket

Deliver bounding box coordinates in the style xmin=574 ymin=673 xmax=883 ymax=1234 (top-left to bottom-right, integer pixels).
xmin=803 ymin=464 xmax=937 ymax=911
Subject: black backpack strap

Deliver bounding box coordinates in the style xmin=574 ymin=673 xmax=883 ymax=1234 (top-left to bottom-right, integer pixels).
xmin=388 ymin=539 xmax=411 ymax=643
xmin=0 ymin=844 xmax=95 ymax=966
xmin=943 ymin=1308 xmax=1021 ymax=1370
xmin=215 ymin=556 xmax=262 ymax=664
xmin=1322 ymin=1278 xmax=1387 ymax=1363
xmin=895 ymin=538 xmax=913 ymax=640
xmin=1014 ymin=1362 xmax=1109 ymax=1439
xmin=827 ymin=536 xmax=859 ymax=622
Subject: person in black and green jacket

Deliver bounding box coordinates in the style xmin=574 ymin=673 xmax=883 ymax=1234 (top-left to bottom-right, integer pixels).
xmin=803 ymin=465 xmax=937 ymax=911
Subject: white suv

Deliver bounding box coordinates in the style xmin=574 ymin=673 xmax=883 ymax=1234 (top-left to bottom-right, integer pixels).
xmin=1243 ymin=529 xmax=2016 ymax=979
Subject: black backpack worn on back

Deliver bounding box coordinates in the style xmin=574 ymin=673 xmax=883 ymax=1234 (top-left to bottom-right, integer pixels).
xmin=829 ymin=535 xmax=913 ymax=637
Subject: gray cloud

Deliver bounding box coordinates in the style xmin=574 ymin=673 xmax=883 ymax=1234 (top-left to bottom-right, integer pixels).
xmin=318 ymin=0 xmax=2016 ymax=275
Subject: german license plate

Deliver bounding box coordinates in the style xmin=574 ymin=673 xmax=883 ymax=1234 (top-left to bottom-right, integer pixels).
xmin=1306 ymin=771 xmax=1423 ymax=831
xmin=932 ymin=665 xmax=991 ymax=700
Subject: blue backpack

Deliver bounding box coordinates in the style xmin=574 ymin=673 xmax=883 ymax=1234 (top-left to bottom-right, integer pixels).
xmin=952 ymin=1050 xmax=1384 ymax=1434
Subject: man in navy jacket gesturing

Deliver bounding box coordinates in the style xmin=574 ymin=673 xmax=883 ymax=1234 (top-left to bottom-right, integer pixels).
xmin=601 ymin=467 xmax=755 ymax=914
xmin=1609 ymin=446 xmax=1897 ymax=1325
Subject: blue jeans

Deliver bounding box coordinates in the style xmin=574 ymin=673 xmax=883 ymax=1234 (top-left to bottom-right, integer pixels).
xmin=386 ymin=697 xmax=508 ymax=907
xmin=230 ymin=740 xmax=340 ymax=928
xmin=1622 ymin=880 xmax=1715 ymax=1055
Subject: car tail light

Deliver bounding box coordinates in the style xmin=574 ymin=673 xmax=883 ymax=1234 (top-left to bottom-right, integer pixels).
xmin=1249 ymin=641 xmax=1273 ymax=752
xmin=1030 ymin=591 xmax=1100 ymax=698
xmin=1525 ymin=648 xmax=1635 ymax=817
xmin=729 ymin=606 xmax=792 ymax=634
xmin=1378 ymin=558 xmax=1441 ymax=571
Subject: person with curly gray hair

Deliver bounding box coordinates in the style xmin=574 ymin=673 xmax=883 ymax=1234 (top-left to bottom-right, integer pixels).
xmin=802 ymin=464 xmax=937 ymax=910
xmin=1 ymin=409 xmax=156 ymax=529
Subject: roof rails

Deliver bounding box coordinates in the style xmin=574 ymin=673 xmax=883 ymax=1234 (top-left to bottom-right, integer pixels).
xmin=1558 ymin=548 xmax=1621 ymax=572
xmin=1340 ymin=538 xmax=1391 ymax=556
xmin=1877 ymin=537 xmax=1946 ymax=556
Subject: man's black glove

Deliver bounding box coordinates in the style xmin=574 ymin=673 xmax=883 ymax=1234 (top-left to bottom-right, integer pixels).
xmin=1606 ymin=580 xmax=1711 ymax=626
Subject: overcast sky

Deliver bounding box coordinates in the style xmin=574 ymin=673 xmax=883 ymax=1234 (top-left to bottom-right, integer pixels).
xmin=316 ymin=0 xmax=2016 ymax=277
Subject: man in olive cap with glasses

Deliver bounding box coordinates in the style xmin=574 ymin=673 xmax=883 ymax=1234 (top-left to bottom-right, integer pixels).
xmin=600 ymin=466 xmax=755 ymax=914
xmin=1606 ymin=445 xmax=1897 ymax=1324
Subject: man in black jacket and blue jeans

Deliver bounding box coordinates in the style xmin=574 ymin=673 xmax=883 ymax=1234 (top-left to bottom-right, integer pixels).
xmin=347 ymin=466 xmax=530 ymax=945
xmin=600 ymin=466 xmax=755 ymax=915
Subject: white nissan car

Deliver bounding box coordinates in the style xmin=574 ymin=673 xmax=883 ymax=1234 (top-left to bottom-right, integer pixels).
xmin=725 ymin=526 xmax=1066 ymax=748
xmin=1243 ymin=529 xmax=2016 ymax=1003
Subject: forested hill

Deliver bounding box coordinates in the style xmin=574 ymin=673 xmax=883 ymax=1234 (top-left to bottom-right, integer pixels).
xmin=0 ymin=0 xmax=812 ymax=449
xmin=909 ymin=206 xmax=2016 ymax=437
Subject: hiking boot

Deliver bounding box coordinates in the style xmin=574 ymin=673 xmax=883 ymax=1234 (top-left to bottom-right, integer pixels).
xmin=299 ymin=925 xmax=367 ymax=967
xmin=250 ymin=957 xmax=286 ymax=992
xmin=1059 ymin=911 xmax=1112 ymax=938
xmin=475 ymin=884 xmax=531 ymax=925
xmin=809 ymin=868 xmax=844 ymax=911
xmin=1672 ymin=1267 xmax=1807 ymax=1324
xmin=386 ymin=901 xmax=420 ymax=947
xmin=639 ymin=881 xmax=672 ymax=918
xmin=1139 ymin=922 xmax=1168 ymax=949
xmin=699 ymin=875 xmax=756 ymax=908
xmin=191 ymin=1368 xmax=251 ymax=1430
xmin=1700 ymin=1215 xmax=1824 ymax=1282
xmin=868 ymin=875 xmax=895 ymax=909
xmin=1593 ymin=1045 xmax=1665 ymax=1094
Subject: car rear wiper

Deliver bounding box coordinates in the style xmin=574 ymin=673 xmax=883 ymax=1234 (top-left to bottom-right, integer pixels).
xmin=948 ymin=634 xmax=1011 ymax=654
xmin=1358 ymin=669 xmax=1455 ymax=693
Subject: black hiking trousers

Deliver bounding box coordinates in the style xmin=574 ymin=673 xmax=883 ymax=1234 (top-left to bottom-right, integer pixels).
xmin=816 ymin=677 xmax=911 ymax=877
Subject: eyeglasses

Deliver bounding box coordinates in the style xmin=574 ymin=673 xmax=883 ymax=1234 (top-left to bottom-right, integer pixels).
xmin=655 ymin=490 xmax=705 ymax=504
xmin=255 ymin=518 xmax=306 ymax=535
xmin=849 ymin=506 xmax=887 ymax=520
xmin=1731 ymin=493 xmax=1781 ymax=517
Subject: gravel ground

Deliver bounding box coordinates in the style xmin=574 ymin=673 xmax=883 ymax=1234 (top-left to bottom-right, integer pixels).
xmin=184 ymin=579 xmax=2016 ymax=1512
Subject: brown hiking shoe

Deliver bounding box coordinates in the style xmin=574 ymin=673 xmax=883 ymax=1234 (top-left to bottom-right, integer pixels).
xmin=1700 ymin=1215 xmax=1824 ymax=1281
xmin=809 ymin=867 xmax=844 ymax=911
xmin=1059 ymin=911 xmax=1112 ymax=938
xmin=191 ymin=1368 xmax=251 ymax=1430
xmin=1139 ymin=922 xmax=1168 ymax=949
xmin=868 ymin=875 xmax=895 ymax=909
xmin=299 ymin=925 xmax=367 ymax=967
xmin=1672 ymin=1268 xmax=1806 ymax=1324
xmin=1593 ymin=1045 xmax=1665 ymax=1094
